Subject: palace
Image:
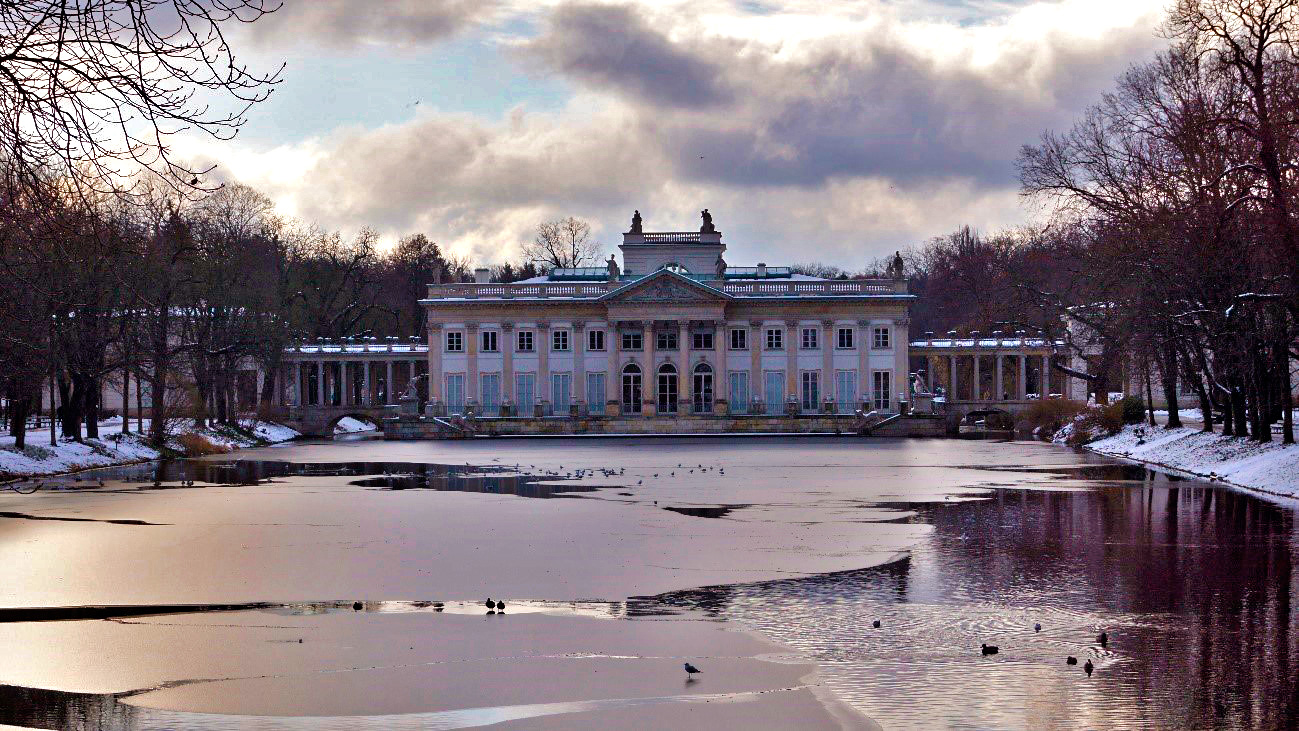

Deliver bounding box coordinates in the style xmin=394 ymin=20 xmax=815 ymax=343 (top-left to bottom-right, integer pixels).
xmin=418 ymin=211 xmax=914 ymax=423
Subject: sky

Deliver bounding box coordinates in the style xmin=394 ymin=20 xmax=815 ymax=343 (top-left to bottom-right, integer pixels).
xmin=181 ymin=0 xmax=1170 ymax=268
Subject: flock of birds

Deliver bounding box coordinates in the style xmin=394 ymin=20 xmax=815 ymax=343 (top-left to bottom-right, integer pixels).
xmin=873 ymin=620 xmax=1107 ymax=677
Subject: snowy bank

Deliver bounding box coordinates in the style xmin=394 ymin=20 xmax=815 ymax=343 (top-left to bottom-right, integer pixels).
xmin=0 ymin=419 xmax=299 ymax=480
xmin=1086 ymin=424 xmax=1299 ymax=499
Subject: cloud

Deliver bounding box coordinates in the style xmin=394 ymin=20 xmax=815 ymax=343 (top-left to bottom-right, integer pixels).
xmin=250 ymin=0 xmax=498 ymax=48
xmin=210 ymin=0 xmax=1171 ymax=267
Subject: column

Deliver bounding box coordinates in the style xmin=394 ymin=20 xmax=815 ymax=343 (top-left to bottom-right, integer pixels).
xmin=858 ymin=320 xmax=871 ymax=409
xmin=294 ymin=362 xmax=302 ymax=406
xmin=677 ymin=319 xmax=689 ymax=412
xmin=427 ymin=323 xmax=442 ymax=404
xmin=466 ymin=323 xmax=479 ymax=404
xmin=537 ymin=322 xmax=551 ymax=414
xmin=1018 ymin=355 xmax=1027 ymax=399
xmin=749 ymin=321 xmax=762 ymax=411
xmin=573 ymin=320 xmax=586 ymax=415
xmin=995 ymin=354 xmax=1004 ymax=401
xmin=893 ymin=316 xmax=909 ymax=409
xmin=821 ymin=320 xmax=834 ymax=411
xmin=643 ymin=319 xmax=656 ymax=416
xmin=386 ymin=360 xmax=394 ymax=404
xmin=363 ymin=361 xmax=371 ymax=406
xmin=606 ymin=321 xmax=619 ymax=413
xmin=713 ymin=318 xmax=726 ymax=413
xmin=973 ymin=352 xmax=981 ymax=400
xmin=345 ymin=362 xmax=354 ymax=405
xmin=949 ymin=355 xmax=957 ymax=400
xmin=785 ymin=319 xmax=798 ymax=406
xmin=316 ymin=361 xmax=325 ymax=406
xmin=1042 ymin=354 xmax=1051 ymax=397
xmin=502 ymin=324 xmax=515 ymax=405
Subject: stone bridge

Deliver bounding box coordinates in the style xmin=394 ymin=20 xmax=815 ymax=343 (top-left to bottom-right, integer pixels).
xmin=274 ymin=340 xmax=430 ymax=437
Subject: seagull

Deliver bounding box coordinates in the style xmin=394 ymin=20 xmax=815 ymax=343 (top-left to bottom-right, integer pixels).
xmin=981 ymin=644 xmax=999 ymax=655
xmin=637 ymin=480 xmax=643 ymax=485
xmin=1066 ymin=656 xmax=1078 ymax=665
xmin=1034 ymin=623 xmax=1042 ymax=633
xmin=684 ymin=662 xmax=702 ymax=677
xmin=1097 ymin=631 xmax=1108 ymax=648
xmin=485 ymin=598 xmax=496 ymax=610
xmin=1084 ymin=659 xmax=1094 ymax=677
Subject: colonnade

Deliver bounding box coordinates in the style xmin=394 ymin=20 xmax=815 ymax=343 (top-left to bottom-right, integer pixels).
xmin=924 ymin=351 xmax=1056 ymax=401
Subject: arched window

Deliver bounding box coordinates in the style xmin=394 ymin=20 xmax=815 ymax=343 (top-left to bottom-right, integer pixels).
xmin=621 ymin=364 xmax=642 ymax=414
xmin=693 ymin=363 xmax=714 ymax=414
xmin=657 ymin=363 xmax=678 ymax=414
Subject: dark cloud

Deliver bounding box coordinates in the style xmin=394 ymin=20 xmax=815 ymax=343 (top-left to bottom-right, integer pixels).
xmin=520 ymin=3 xmax=733 ymax=108
xmin=251 ymin=0 xmax=496 ymax=48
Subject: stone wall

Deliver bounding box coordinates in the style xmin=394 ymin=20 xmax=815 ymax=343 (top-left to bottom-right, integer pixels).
xmin=382 ymin=414 xmax=945 ymax=439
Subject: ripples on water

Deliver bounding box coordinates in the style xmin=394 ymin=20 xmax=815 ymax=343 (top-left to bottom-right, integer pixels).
xmin=639 ymin=476 xmax=1299 ymax=730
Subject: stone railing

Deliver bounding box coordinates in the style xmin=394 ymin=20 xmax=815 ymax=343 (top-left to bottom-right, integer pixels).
xmin=426 ymin=278 xmax=906 ymax=300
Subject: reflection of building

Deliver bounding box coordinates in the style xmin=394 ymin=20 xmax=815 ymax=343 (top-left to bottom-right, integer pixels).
xmin=420 ymin=219 xmax=913 ymax=419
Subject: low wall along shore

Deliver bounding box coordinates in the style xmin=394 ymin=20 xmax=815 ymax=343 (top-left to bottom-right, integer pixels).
xmin=382 ymin=414 xmax=946 ymax=439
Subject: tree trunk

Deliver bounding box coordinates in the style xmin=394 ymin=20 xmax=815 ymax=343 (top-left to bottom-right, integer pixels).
xmin=9 ymin=395 xmax=30 ymax=451
xmin=122 ymin=361 xmax=131 ymax=435
xmin=1143 ymin=361 xmax=1157 ymax=426
xmin=1218 ymin=386 xmax=1234 ymax=436
xmin=83 ymin=377 xmax=100 ymax=439
xmin=1159 ymin=340 xmax=1181 ymax=429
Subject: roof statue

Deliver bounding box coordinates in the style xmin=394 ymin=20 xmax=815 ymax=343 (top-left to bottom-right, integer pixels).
xmin=629 ymin=209 xmax=643 ymax=234
xmin=887 ymin=250 xmax=905 ymax=279
xmin=700 ymin=208 xmax=716 ymax=233
xmin=606 ymin=254 xmax=621 ymax=281
xmin=715 ymin=254 xmax=727 ymax=280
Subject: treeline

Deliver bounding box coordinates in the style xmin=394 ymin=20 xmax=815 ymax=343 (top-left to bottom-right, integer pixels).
xmin=0 ymin=178 xmax=537 ymax=449
xmin=894 ymin=1 xmax=1298 ymax=444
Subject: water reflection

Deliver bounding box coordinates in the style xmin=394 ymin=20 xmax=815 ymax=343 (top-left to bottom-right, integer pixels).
xmin=634 ymin=474 xmax=1298 ymax=730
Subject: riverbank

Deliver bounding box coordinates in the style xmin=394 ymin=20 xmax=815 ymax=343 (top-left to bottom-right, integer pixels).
xmin=1085 ymin=423 xmax=1299 ymax=499
xmin=0 ymin=417 xmax=299 ymax=480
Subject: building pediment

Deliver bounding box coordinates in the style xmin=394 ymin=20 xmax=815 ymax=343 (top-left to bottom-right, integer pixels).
xmin=599 ymin=269 xmax=730 ymax=304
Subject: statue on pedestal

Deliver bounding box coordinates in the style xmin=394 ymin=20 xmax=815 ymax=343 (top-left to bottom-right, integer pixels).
xmin=887 ymin=250 xmax=905 ymax=279
xmin=714 ymin=254 xmax=726 ymax=280
xmin=629 ymin=210 xmax=643 ymax=234
xmin=700 ymin=208 xmax=715 ymax=233
xmin=606 ymin=254 xmax=621 ymax=281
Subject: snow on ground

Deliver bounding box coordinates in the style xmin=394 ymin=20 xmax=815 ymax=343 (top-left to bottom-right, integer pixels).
xmin=333 ymin=416 xmax=377 ymax=434
xmin=1088 ymin=424 xmax=1299 ymax=499
xmin=0 ymin=418 xmax=299 ymax=479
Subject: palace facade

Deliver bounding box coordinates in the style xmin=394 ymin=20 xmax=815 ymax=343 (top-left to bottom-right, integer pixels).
xmin=420 ymin=217 xmax=914 ymax=419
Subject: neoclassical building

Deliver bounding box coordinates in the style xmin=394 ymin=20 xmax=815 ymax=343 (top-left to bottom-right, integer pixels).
xmin=419 ymin=214 xmax=914 ymax=419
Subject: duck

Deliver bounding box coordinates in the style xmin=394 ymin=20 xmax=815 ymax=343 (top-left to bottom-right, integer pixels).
xmin=1097 ymin=631 xmax=1108 ymax=648
xmin=1066 ymin=656 xmax=1078 ymax=665
xmin=495 ymin=599 xmax=506 ymax=612
xmin=981 ymin=644 xmax=999 ymax=655
xmin=1034 ymin=623 xmax=1042 ymax=633
xmin=1084 ymin=659 xmax=1094 ymax=677
xmin=872 ymin=620 xmax=881 ymax=628
xmin=485 ymin=598 xmax=496 ymax=610
xmin=352 ymin=601 xmax=363 ymax=611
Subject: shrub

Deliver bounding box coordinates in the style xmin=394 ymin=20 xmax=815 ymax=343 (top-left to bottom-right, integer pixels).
xmin=1017 ymin=399 xmax=1087 ymax=439
xmin=175 ymin=432 xmax=230 ymax=456
xmin=1118 ymin=395 xmax=1146 ymax=425
xmin=1062 ymin=402 xmax=1125 ymax=446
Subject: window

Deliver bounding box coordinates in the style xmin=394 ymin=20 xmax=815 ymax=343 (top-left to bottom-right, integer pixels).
xmin=763 ymin=370 xmax=784 ymax=412
xmin=765 ymin=327 xmax=783 ymax=350
xmin=837 ymin=327 xmax=854 ymax=349
xmin=872 ymin=327 xmax=891 ymax=349
xmin=729 ymin=328 xmax=748 ymax=350
xmin=552 ymin=329 xmax=570 ymax=351
xmin=480 ymin=373 xmax=501 ymax=415
xmin=728 ymin=371 xmax=750 ymax=414
xmin=446 ymin=373 xmax=465 ymax=413
xmin=551 ymin=372 xmax=572 ymax=413
xmin=692 ymin=331 xmax=713 ymax=350
xmin=517 ymin=330 xmax=535 ymax=352
xmin=657 ymin=330 xmax=678 ymax=351
xmin=516 ymin=373 xmax=536 ymax=414
xmin=873 ymin=370 xmax=892 ymax=410
xmin=692 ymin=363 xmax=714 ymax=413
xmin=621 ymin=330 xmax=643 ymax=351
xmin=801 ymin=327 xmax=818 ymax=350
xmin=481 ymin=330 xmax=498 ymax=352
xmin=657 ymin=364 xmax=678 ymax=413
xmin=587 ymin=372 xmax=607 ymax=414
xmin=835 ymin=370 xmax=857 ymax=413
xmin=800 ymin=371 xmax=819 ymax=411
xmin=445 ymin=331 xmax=463 ymax=352
xmin=621 ymin=364 xmax=642 ymax=414
xmin=588 ymin=329 xmax=605 ymax=351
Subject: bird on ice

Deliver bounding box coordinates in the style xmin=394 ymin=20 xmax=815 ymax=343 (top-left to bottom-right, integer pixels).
xmin=684 ymin=662 xmax=702 ymax=677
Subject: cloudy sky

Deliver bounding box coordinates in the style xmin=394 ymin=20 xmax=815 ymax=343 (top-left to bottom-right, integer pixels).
xmin=188 ymin=0 xmax=1170 ymax=268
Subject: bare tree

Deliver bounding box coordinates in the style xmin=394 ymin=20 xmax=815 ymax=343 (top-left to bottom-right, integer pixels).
xmin=0 ymin=1 xmax=283 ymax=197
xmin=523 ymin=217 xmax=601 ymax=269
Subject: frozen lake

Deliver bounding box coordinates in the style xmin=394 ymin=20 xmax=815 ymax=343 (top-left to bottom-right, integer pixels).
xmin=0 ymin=436 xmax=1294 ymax=729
